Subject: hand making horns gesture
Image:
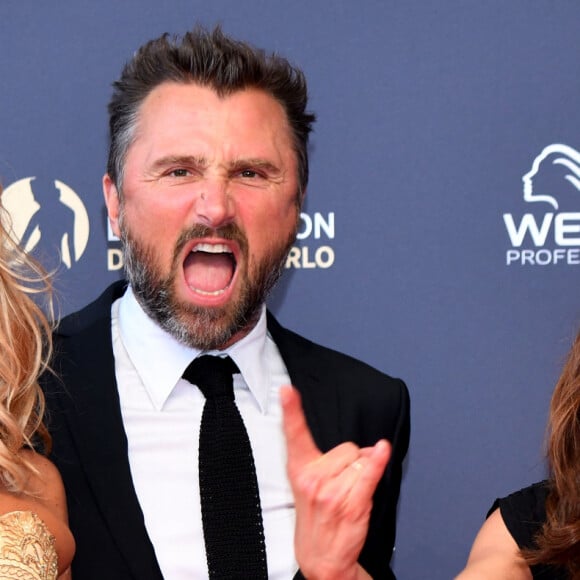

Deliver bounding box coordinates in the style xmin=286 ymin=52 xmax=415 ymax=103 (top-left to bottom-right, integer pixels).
xmin=281 ymin=386 xmax=391 ymax=580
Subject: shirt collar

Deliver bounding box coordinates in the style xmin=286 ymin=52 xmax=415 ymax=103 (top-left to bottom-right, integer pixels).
xmin=117 ymin=286 xmax=271 ymax=413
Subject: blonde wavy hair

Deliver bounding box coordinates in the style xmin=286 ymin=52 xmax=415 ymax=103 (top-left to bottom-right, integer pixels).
xmin=0 ymin=191 xmax=53 ymax=493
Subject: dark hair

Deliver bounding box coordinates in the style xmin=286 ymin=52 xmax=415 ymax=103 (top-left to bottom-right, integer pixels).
xmin=107 ymin=25 xmax=316 ymax=195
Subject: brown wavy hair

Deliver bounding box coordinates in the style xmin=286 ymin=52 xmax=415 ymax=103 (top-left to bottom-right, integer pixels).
xmin=0 ymin=192 xmax=53 ymax=493
xmin=524 ymin=330 xmax=580 ymax=577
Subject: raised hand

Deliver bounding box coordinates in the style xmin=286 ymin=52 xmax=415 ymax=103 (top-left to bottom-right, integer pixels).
xmin=281 ymin=386 xmax=391 ymax=580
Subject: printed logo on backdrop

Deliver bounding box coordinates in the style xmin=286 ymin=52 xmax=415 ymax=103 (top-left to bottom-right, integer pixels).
xmin=504 ymin=144 xmax=580 ymax=266
xmin=2 ymin=177 xmax=89 ymax=270
xmin=286 ymin=211 xmax=335 ymax=269
xmin=107 ymin=211 xmax=336 ymax=271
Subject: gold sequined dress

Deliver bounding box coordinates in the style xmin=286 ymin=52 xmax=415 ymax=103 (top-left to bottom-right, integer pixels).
xmin=0 ymin=511 xmax=57 ymax=580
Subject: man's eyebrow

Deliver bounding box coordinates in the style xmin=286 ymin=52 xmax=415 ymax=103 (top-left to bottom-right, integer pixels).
xmin=229 ymin=158 xmax=282 ymax=175
xmin=149 ymin=155 xmax=208 ymax=171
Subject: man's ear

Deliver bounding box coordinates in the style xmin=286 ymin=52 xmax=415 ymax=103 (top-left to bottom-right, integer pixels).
xmin=103 ymin=174 xmax=121 ymax=238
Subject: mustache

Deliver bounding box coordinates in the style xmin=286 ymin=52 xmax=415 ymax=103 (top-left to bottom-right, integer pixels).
xmin=172 ymin=223 xmax=249 ymax=261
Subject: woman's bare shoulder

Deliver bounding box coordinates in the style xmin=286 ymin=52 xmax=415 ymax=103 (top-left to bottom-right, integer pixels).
xmin=455 ymin=508 xmax=532 ymax=580
xmin=20 ymin=451 xmax=67 ymax=511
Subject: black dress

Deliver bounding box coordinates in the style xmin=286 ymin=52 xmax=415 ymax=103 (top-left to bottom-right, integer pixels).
xmin=490 ymin=481 xmax=568 ymax=579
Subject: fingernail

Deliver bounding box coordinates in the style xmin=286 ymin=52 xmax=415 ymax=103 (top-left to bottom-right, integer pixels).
xmin=374 ymin=440 xmax=388 ymax=453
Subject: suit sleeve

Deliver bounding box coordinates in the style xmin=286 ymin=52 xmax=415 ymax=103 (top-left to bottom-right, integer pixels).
xmin=359 ymin=378 xmax=410 ymax=580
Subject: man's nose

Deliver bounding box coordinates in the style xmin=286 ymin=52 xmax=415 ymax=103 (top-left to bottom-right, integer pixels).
xmin=193 ymin=179 xmax=234 ymax=229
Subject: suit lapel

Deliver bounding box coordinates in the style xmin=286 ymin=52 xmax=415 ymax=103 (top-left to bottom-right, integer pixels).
xmin=266 ymin=311 xmax=342 ymax=452
xmin=56 ymin=282 xmax=163 ymax=579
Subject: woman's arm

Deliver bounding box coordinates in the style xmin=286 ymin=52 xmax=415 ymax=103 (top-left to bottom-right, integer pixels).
xmin=455 ymin=508 xmax=532 ymax=580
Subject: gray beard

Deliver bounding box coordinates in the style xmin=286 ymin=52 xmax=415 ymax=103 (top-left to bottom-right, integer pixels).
xmin=121 ymin=222 xmax=294 ymax=350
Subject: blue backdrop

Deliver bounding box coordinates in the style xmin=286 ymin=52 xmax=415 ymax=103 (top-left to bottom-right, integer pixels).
xmin=2 ymin=2 xmax=580 ymax=578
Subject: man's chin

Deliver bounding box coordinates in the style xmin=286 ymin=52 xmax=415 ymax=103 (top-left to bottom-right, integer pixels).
xmin=164 ymin=302 xmax=252 ymax=351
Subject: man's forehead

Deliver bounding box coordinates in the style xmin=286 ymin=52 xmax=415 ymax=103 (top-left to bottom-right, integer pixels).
xmin=138 ymin=81 xmax=286 ymax=117
xmin=129 ymin=82 xmax=291 ymax=143
xmin=128 ymin=82 xmax=296 ymax=157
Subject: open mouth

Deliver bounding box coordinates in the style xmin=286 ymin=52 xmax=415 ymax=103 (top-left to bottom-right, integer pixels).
xmin=184 ymin=242 xmax=237 ymax=296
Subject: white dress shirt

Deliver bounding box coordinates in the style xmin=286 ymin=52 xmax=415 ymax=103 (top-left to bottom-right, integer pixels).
xmin=112 ymin=287 xmax=297 ymax=578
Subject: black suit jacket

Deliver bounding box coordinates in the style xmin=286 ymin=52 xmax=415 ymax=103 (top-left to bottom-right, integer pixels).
xmin=43 ymin=281 xmax=410 ymax=579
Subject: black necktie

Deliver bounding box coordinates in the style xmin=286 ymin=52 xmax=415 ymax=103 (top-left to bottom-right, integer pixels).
xmin=182 ymin=355 xmax=268 ymax=579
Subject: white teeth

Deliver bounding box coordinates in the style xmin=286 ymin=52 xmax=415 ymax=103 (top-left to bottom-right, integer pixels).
xmin=193 ymin=243 xmax=232 ymax=254
xmin=191 ymin=287 xmax=227 ymax=296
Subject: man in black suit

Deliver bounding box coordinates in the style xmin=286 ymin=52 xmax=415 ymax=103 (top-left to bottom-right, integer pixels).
xmin=44 ymin=26 xmax=410 ymax=579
